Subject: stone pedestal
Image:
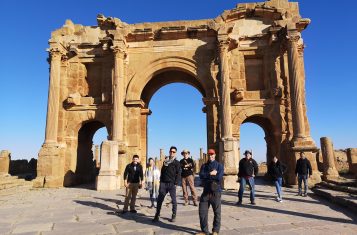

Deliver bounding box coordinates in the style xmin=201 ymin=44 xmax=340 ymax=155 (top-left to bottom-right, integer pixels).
xmin=220 ymin=138 xmax=239 ymax=190
xmin=320 ymin=137 xmax=339 ymax=180
xmin=96 ymin=141 xmax=119 ymax=191
xmin=222 ymin=175 xmax=238 ymax=190
xmin=34 ymin=144 xmax=64 ymax=188
xmin=286 ymin=147 xmax=321 ymax=186
xmin=347 ymin=148 xmax=357 ymax=176
xmin=0 ymin=150 xmax=11 ymax=175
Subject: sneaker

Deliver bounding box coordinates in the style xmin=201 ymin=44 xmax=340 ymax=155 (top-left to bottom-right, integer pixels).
xmin=276 ymin=197 xmax=280 ymax=202
xmin=236 ymin=201 xmax=242 ymax=205
xmin=170 ymin=214 xmax=176 ymax=222
xmin=212 ymin=232 xmax=219 ymax=235
xmin=303 ymin=193 xmax=307 ymax=197
xmin=152 ymin=215 xmax=160 ymax=222
xmin=250 ymin=201 xmax=256 ymax=205
xmin=193 ymin=201 xmax=198 ymax=207
xmin=297 ymin=193 xmax=302 ymax=196
xmin=184 ymin=201 xmax=188 ymax=206
xmin=130 ymin=209 xmax=137 ymax=213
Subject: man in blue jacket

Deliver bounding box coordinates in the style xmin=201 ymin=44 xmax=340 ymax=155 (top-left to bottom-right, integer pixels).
xmin=197 ymin=149 xmax=224 ymax=235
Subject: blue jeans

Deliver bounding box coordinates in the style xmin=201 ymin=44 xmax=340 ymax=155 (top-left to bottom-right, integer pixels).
xmin=298 ymin=174 xmax=308 ymax=194
xmin=238 ymin=177 xmax=255 ymax=202
xmin=274 ymin=177 xmax=283 ymax=198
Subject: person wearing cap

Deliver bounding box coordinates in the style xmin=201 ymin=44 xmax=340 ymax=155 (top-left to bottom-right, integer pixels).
xmin=180 ymin=149 xmax=198 ymax=206
xmin=197 ymin=148 xmax=224 ymax=235
xmin=152 ymin=146 xmax=181 ymax=223
xmin=237 ymin=150 xmax=259 ymax=205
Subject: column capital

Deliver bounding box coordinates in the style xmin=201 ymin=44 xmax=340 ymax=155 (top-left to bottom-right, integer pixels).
xmin=286 ymin=30 xmax=300 ymax=44
xmin=47 ymin=47 xmax=64 ymax=59
xmin=111 ymin=45 xmax=127 ymax=59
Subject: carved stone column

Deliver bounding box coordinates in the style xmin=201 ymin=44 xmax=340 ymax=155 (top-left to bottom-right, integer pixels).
xmin=320 ymin=137 xmax=339 ymax=180
xmin=34 ymin=46 xmax=65 ymax=188
xmin=218 ymin=36 xmax=239 ymax=190
xmin=44 ymin=48 xmax=62 ymax=144
xmin=219 ymin=39 xmax=233 ymax=139
xmin=287 ymin=32 xmax=306 ymax=142
xmin=112 ymin=43 xmax=126 ymax=142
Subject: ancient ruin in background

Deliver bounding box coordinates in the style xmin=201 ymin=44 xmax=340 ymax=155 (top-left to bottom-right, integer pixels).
xmin=34 ymin=0 xmax=324 ymax=189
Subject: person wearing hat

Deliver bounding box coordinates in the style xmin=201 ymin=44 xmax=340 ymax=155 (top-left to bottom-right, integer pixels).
xmin=237 ymin=150 xmax=259 ymax=205
xmin=180 ymin=149 xmax=198 ymax=206
xmin=197 ymin=148 xmax=224 ymax=235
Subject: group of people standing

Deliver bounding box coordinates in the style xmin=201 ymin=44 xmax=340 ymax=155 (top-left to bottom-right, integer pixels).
xmin=120 ymin=147 xmax=313 ymax=235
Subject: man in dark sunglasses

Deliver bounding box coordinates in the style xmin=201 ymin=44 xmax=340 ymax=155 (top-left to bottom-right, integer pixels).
xmin=153 ymin=146 xmax=181 ymax=223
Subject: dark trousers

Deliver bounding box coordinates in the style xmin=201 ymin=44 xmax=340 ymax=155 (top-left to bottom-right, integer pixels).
xmin=238 ymin=177 xmax=255 ymax=202
xmin=155 ymin=182 xmax=177 ymax=216
xmin=199 ymin=191 xmax=221 ymax=234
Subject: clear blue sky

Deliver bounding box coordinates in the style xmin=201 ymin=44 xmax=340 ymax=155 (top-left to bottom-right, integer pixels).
xmin=0 ymin=0 xmax=356 ymax=163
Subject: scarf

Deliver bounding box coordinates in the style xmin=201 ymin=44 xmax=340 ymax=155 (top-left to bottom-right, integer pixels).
xmin=163 ymin=156 xmax=175 ymax=166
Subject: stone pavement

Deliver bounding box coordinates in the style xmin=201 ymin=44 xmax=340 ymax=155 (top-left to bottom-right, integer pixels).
xmin=0 ymin=178 xmax=356 ymax=235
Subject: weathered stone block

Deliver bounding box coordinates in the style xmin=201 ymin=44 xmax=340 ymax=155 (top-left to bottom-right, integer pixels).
xmin=0 ymin=150 xmax=11 ymax=175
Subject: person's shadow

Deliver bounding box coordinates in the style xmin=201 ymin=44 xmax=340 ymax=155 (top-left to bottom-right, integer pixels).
xmin=74 ymin=199 xmax=201 ymax=234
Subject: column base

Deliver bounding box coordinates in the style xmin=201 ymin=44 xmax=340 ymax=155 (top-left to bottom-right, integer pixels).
xmin=219 ymin=138 xmax=239 ymax=175
xmin=222 ymin=175 xmax=239 ymax=190
xmin=34 ymin=143 xmax=64 ymax=188
xmin=96 ymin=172 xmax=119 ymax=191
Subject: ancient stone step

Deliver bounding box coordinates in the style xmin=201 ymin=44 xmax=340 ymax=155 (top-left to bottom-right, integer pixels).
xmin=0 ymin=175 xmax=32 ymax=190
xmin=318 ymin=181 xmax=357 ymax=195
xmin=312 ymin=186 xmax=357 ymax=214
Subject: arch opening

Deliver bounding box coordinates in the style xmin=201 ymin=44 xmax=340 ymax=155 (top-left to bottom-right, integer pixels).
xmin=240 ymin=115 xmax=280 ymax=166
xmin=147 ymin=82 xmax=207 ymax=161
xmin=75 ymin=120 xmax=108 ymax=185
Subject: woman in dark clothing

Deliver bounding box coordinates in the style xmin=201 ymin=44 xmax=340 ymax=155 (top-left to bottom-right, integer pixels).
xmin=268 ymin=156 xmax=287 ymax=202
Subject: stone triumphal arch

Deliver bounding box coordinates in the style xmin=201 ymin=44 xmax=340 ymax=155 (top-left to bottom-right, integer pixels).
xmin=34 ymin=0 xmax=321 ymax=189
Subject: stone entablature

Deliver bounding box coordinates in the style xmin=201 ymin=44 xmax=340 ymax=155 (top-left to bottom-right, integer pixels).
xmin=35 ymin=0 xmax=321 ymax=189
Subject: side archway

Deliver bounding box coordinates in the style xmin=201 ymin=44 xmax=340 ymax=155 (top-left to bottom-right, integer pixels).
xmin=233 ymin=107 xmax=282 ymax=163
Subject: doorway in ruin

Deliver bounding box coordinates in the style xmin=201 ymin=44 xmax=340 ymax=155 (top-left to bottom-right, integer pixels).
xmin=239 ymin=115 xmax=280 ymax=177
xmin=75 ymin=121 xmax=108 ymax=184
xmin=140 ymin=69 xmax=213 ymax=162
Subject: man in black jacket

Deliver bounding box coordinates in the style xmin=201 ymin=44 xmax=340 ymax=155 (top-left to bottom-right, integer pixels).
xmin=122 ymin=155 xmax=144 ymax=213
xmin=153 ymin=146 xmax=181 ymax=223
xmin=237 ymin=150 xmax=259 ymax=205
xmin=295 ymin=152 xmax=312 ymax=197
xmin=268 ymin=156 xmax=287 ymax=202
xmin=180 ymin=149 xmax=197 ymax=206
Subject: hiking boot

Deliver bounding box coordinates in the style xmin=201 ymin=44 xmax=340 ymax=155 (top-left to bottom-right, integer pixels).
xmin=193 ymin=201 xmax=198 ymax=207
xmin=152 ymin=215 xmax=160 ymax=222
xmin=250 ymin=201 xmax=256 ymax=205
xmin=236 ymin=201 xmax=242 ymax=206
xmin=170 ymin=214 xmax=176 ymax=222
